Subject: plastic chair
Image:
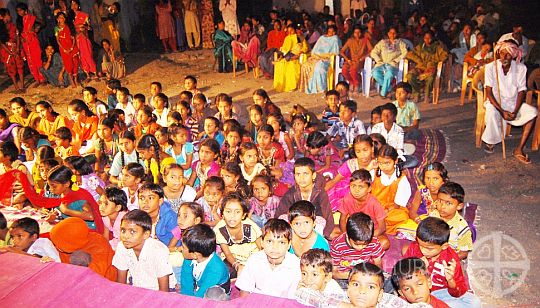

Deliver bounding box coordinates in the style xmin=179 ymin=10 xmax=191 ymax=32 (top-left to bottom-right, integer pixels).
xmin=361 ymin=57 xmax=406 ymax=97
xmin=526 ymin=90 xmax=540 ymax=151
xmin=460 ymin=62 xmax=474 ymax=105
xmin=232 ymin=48 xmax=258 ymax=78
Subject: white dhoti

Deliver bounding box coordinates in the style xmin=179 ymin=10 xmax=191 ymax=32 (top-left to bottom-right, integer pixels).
xmin=482 ymin=101 xmax=538 ymax=145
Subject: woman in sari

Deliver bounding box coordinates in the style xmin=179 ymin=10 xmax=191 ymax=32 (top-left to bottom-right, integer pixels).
xmin=213 ymin=20 xmax=233 ymax=73
xmin=9 ymin=97 xmax=40 ymax=130
xmin=55 ymin=12 xmax=80 ymax=88
xmin=99 ymin=38 xmax=125 ymax=79
xmin=273 ymin=24 xmax=309 ymax=92
xmin=100 ymin=2 xmax=121 ymax=54
xmin=71 ymin=0 xmax=97 ymax=78
xmin=231 ymin=21 xmax=260 ymax=68
xmin=36 ymin=101 xmax=72 ymax=142
xmin=0 ymin=109 xmax=20 ymax=147
xmin=301 ymin=25 xmax=341 ymax=94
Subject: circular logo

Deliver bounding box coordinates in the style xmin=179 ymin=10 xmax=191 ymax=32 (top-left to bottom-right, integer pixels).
xmin=468 ymin=232 xmax=530 ymax=298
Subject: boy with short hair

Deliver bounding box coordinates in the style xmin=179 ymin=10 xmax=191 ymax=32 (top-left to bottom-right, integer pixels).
xmin=370 ymin=103 xmax=404 ymax=153
xmin=403 ymin=217 xmax=481 ymax=307
xmin=295 ymin=248 xmax=347 ymax=306
xmin=335 ymin=81 xmax=350 ymax=104
xmin=184 ymin=75 xmax=201 ymax=95
xmin=201 ymin=116 xmax=225 ymax=146
xmin=150 ymin=81 xmax=162 ymax=108
xmin=337 ymin=170 xmax=388 ymax=249
xmin=326 ymin=100 xmax=366 ymax=158
xmin=53 ymin=127 xmax=79 ymax=159
xmin=330 ymin=213 xmax=384 ymax=281
xmin=138 ymin=183 xmax=178 ymax=247
xmin=82 ymin=86 xmax=107 ymax=118
xmin=180 ymin=224 xmax=230 ymax=297
xmin=153 ymin=93 xmax=170 ymax=127
xmin=198 ymin=176 xmax=225 ymax=227
xmin=391 ymin=257 xmax=450 ymax=307
xmin=133 ymin=94 xmax=146 ymax=114
xmin=366 ymin=105 xmax=383 ymax=134
xmin=430 ymin=182 xmax=473 ymax=260
xmin=321 ymin=89 xmax=340 ymax=128
xmin=236 ymin=218 xmax=301 ymax=299
xmin=106 ymin=78 xmax=121 ymax=109
xmin=392 ymin=82 xmax=421 ymax=141
xmin=112 ymin=210 xmax=173 ymax=291
xmin=115 ymin=87 xmax=136 ymax=126
xmin=275 ymin=157 xmax=335 ymax=238
xmin=1 ymin=217 xmax=60 ymax=261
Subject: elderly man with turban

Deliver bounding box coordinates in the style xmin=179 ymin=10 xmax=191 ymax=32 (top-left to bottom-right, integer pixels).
xmin=482 ymin=40 xmax=538 ymax=164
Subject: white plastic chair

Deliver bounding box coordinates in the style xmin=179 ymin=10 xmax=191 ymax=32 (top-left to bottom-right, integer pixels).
xmin=362 ymin=57 xmax=406 ymax=97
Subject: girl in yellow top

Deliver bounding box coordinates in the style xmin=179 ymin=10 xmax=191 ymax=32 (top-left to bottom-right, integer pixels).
xmin=9 ymin=97 xmax=40 ymax=130
xmin=136 ymin=134 xmax=175 ymax=185
xmin=371 ymin=144 xmax=411 ymax=235
xmin=35 ymin=101 xmax=72 ymax=141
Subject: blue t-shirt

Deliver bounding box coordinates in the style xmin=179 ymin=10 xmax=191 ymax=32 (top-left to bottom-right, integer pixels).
xmin=289 ymin=232 xmax=329 ymax=255
xmin=181 ymin=252 xmax=230 ymax=298
xmin=156 ymin=201 xmax=179 ymax=246
xmin=61 ymin=200 xmax=96 ymax=230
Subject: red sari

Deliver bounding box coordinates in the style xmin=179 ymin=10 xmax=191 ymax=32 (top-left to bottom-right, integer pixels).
xmin=56 ymin=25 xmax=80 ymax=75
xmin=74 ymin=11 xmax=97 ymax=74
xmin=0 ymin=23 xmax=24 ymax=79
xmin=21 ymin=14 xmax=45 ymax=82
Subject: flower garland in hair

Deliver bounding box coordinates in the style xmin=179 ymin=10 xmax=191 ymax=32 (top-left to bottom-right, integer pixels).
xmin=71 ymin=175 xmax=80 ymax=191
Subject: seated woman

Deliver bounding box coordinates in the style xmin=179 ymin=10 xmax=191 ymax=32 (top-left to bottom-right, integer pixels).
xmin=258 ymin=20 xmax=286 ymax=78
xmin=39 ymin=45 xmax=70 ymax=88
xmin=273 ymin=24 xmax=309 ymax=93
xmin=231 ymin=20 xmax=260 ymax=68
xmin=450 ymin=23 xmax=476 ymax=91
xmin=370 ymin=27 xmax=408 ymax=98
xmin=405 ymin=30 xmax=448 ymax=103
xmin=98 ymin=39 xmax=125 ymax=80
xmin=36 ymin=101 xmax=72 ymax=142
xmin=213 ymin=20 xmax=233 ymax=73
xmin=339 ymin=25 xmax=373 ymax=93
xmin=301 ymin=25 xmax=341 ymax=94
xmin=464 ymin=31 xmax=493 ymax=79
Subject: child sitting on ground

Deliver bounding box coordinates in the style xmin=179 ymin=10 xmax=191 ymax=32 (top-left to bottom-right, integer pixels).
xmin=0 ymin=213 xmax=9 ymax=247
xmin=113 ymin=210 xmax=173 ymax=291
xmin=330 ymin=213 xmax=384 ymax=282
xmin=183 ymin=75 xmax=201 ymax=96
xmin=403 ymin=217 xmax=481 ymax=307
xmin=239 ymin=142 xmax=266 ymax=184
xmin=294 ymin=249 xmax=347 ymax=306
xmin=53 ymin=127 xmax=79 ymax=159
xmin=200 ymin=117 xmax=225 ymax=146
xmin=249 ymin=174 xmax=281 ymax=228
xmin=181 ymin=224 xmax=230 ymax=298
xmin=120 ymin=163 xmax=145 ymax=210
xmin=198 ymin=176 xmax=225 ymax=226
xmin=366 ymin=105 xmax=382 ymax=134
xmin=0 ymin=217 xmax=60 ymax=262
xmin=99 ymin=187 xmax=128 ymax=249
xmin=337 ymin=170 xmax=389 ymax=250
xmin=430 ymin=182 xmax=473 ymax=260
xmin=138 ymin=183 xmax=178 ymax=248
xmin=392 ymin=82 xmax=421 ymax=142
xmin=409 ymin=162 xmax=449 ymax=222
xmin=289 ymin=201 xmax=329 ymax=257
xmin=321 ymin=90 xmax=340 ymax=129
xmin=163 ymin=164 xmax=196 ymax=213
xmin=326 ymin=100 xmax=366 ymax=159
xmin=214 ymin=193 xmax=262 ymax=278
xmin=392 ymin=257 xmax=450 ymax=307
xmin=235 ymin=219 xmax=301 ymax=299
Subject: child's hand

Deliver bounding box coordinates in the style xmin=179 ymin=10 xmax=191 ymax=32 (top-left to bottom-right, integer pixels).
xmin=367 ymin=159 xmax=378 ymax=171
xmin=443 ymin=259 xmax=457 ymax=282
xmin=59 ymin=202 xmax=68 ymax=213
xmin=40 ymin=256 xmax=56 ymax=263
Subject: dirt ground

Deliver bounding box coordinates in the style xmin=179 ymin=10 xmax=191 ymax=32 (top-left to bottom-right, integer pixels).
xmin=1 ymin=50 xmax=539 ymax=307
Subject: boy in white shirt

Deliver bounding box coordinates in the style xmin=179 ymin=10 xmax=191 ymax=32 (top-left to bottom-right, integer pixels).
xmin=115 ymin=87 xmax=136 ymax=127
xmin=236 ymin=218 xmax=301 ymax=299
xmin=1 ymin=217 xmax=60 ymax=262
xmin=112 ymin=209 xmax=173 ymax=291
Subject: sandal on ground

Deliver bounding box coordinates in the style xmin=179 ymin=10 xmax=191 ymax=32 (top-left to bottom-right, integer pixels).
xmin=484 ymin=144 xmax=494 ymax=154
xmin=513 ymin=153 xmax=532 ymax=164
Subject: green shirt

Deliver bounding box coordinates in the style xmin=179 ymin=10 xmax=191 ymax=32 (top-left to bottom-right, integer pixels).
xmin=392 ymin=100 xmax=421 ymax=128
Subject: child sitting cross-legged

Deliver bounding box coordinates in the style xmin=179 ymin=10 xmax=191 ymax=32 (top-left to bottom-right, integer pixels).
xmin=294 ymin=249 xmax=347 ymax=306
xmin=288 ymin=201 xmax=329 ymax=258
xmin=138 ymin=183 xmax=178 ymax=248
xmin=198 ymin=176 xmax=225 ymax=227
xmin=0 ymin=217 xmax=60 ymax=262
xmin=330 ymin=213 xmax=384 ymax=284
xmin=403 ymin=217 xmax=481 ymax=307
xmin=235 ymin=218 xmax=301 ymax=299
xmin=180 ymin=224 xmax=230 ymax=298
xmin=113 ymin=210 xmax=174 ymax=292
xmin=430 ymin=182 xmax=473 ymax=260
xmin=391 ymin=257 xmax=450 ymax=307
xmin=337 ymin=169 xmax=389 ymax=250
xmin=214 ymin=192 xmax=262 ymax=278
xmin=249 ymin=174 xmax=281 ymax=228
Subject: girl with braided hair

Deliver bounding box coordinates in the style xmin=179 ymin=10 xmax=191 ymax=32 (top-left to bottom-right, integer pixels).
xmin=94 ymin=116 xmax=118 ymax=179
xmin=136 ymin=134 xmax=175 ymax=185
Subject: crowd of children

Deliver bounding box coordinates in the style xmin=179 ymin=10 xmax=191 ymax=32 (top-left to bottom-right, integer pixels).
xmin=0 ymin=75 xmax=480 ymax=307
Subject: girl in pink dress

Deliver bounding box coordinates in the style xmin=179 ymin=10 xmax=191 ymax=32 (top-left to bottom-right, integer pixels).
xmin=304 ymin=131 xmax=341 ymax=179
xmin=155 ymin=0 xmax=177 ymax=53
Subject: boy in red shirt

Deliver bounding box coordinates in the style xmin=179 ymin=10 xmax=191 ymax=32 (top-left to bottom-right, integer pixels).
xmin=391 ymin=257 xmax=450 ymax=308
xmin=403 ymin=217 xmax=481 ymax=307
xmin=337 ymin=169 xmax=389 ymax=250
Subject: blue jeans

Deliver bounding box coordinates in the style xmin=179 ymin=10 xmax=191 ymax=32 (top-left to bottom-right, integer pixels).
xmin=372 ymin=64 xmax=398 ymax=96
xmin=431 ymin=289 xmax=482 ymax=308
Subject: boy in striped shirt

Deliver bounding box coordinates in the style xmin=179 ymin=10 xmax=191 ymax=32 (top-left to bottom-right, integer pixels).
xmin=330 ymin=213 xmax=384 ymax=284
